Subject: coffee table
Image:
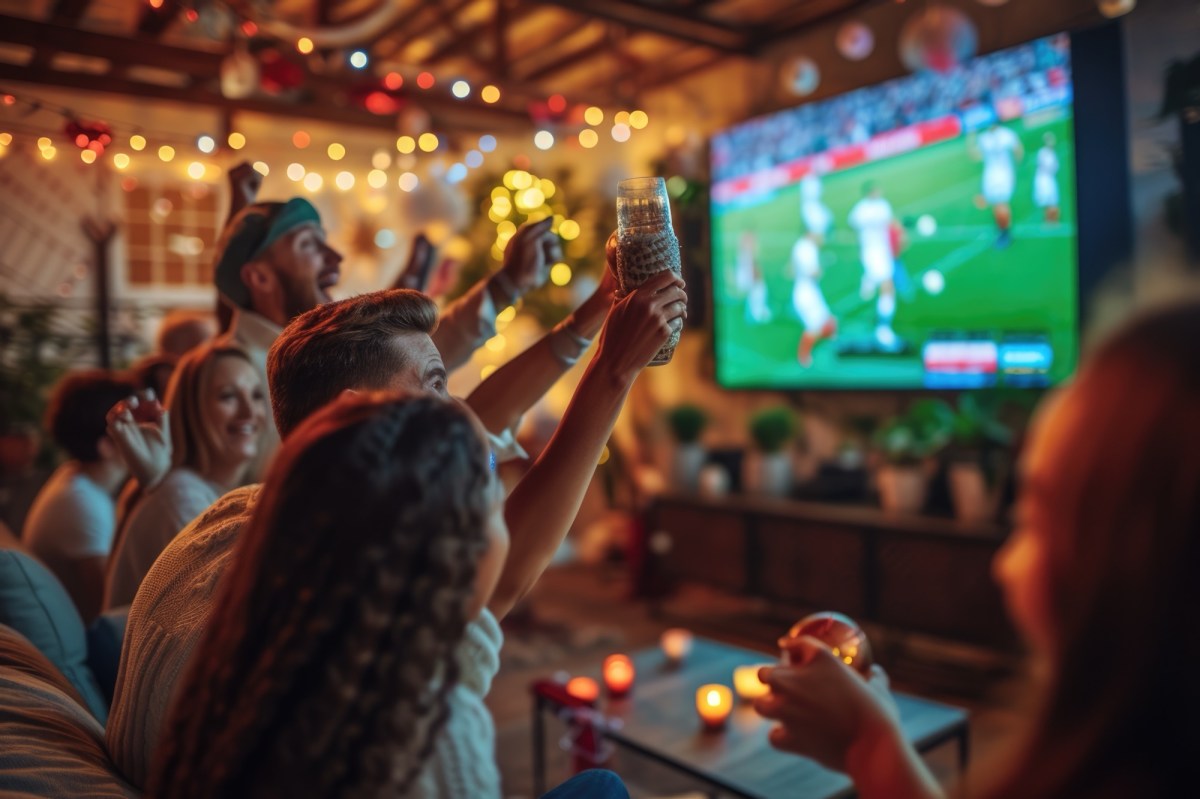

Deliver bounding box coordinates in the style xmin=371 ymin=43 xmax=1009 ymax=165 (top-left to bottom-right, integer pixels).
xmin=531 ymin=637 xmax=968 ymax=798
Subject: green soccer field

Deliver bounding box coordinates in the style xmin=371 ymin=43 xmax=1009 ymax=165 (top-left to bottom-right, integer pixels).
xmin=713 ymin=111 xmax=1078 ymax=390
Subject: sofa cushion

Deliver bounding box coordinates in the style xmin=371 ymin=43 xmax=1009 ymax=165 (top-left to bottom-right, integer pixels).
xmin=0 ymin=625 xmax=138 ymax=797
xmin=0 ymin=549 xmax=108 ymax=721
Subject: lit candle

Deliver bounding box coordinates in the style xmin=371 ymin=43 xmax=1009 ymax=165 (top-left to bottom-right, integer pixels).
xmin=733 ymin=664 xmax=771 ymax=701
xmin=660 ymin=628 xmax=693 ymax=663
xmin=566 ymin=677 xmax=599 ymax=703
xmin=695 ymin=684 xmax=733 ymax=730
xmin=603 ymin=654 xmax=635 ymax=697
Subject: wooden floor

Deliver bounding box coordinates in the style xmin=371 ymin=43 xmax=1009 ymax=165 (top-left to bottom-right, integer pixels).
xmin=490 ymin=561 xmax=1029 ymax=798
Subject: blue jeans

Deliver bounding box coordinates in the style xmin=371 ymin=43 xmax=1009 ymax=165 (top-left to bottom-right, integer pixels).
xmin=540 ymin=769 xmax=630 ymax=799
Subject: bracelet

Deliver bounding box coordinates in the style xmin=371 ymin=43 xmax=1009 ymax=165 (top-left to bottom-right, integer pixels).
xmin=549 ymin=318 xmax=593 ymax=366
xmin=489 ymin=270 xmax=520 ymax=306
xmin=559 ymin=317 xmax=593 ymax=349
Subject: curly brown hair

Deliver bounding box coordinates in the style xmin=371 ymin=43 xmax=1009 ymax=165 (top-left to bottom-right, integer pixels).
xmin=148 ymin=392 xmax=491 ymax=799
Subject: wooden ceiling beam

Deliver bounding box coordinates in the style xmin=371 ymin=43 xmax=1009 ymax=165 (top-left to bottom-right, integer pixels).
xmin=520 ymin=35 xmax=613 ymax=83
xmin=136 ymin=0 xmax=181 ymax=38
xmin=754 ymin=0 xmax=876 ymax=49
xmin=533 ymin=0 xmax=751 ymax=54
xmin=49 ymin=0 xmax=92 ymax=23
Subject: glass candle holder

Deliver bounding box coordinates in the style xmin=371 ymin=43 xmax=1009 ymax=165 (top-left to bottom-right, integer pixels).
xmin=660 ymin=628 xmax=693 ymax=663
xmin=783 ymin=611 xmax=873 ymax=675
xmin=603 ymin=654 xmax=635 ymax=697
xmin=695 ymin=684 xmax=733 ymax=730
xmin=732 ymin=664 xmax=772 ymax=701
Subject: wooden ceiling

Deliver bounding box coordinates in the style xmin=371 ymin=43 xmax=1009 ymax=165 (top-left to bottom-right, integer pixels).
xmin=0 ymin=0 xmax=874 ymax=131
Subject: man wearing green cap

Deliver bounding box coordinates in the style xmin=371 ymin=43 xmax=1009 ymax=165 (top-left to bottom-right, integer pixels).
xmin=213 ymin=167 xmax=557 ymax=479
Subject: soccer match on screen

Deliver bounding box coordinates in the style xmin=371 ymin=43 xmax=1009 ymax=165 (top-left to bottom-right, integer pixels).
xmin=711 ymin=33 xmax=1078 ymax=391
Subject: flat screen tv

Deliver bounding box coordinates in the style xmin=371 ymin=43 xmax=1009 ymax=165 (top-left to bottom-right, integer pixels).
xmin=710 ymin=32 xmax=1109 ymax=391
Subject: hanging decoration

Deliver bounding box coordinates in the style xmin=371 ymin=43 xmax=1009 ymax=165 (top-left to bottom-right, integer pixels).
xmin=257 ymin=49 xmax=305 ymax=94
xmin=898 ymin=5 xmax=978 ymax=74
xmin=219 ymin=43 xmax=260 ymax=100
xmin=780 ymin=56 xmax=821 ymax=97
xmin=836 ymin=21 xmax=875 ymax=61
xmin=64 ymin=118 xmax=113 ymax=154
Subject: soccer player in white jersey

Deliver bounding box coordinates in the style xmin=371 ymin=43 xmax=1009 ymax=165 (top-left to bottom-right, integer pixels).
xmin=1034 ymin=132 xmax=1061 ymax=224
xmin=800 ymin=173 xmax=832 ymax=237
xmin=848 ymin=182 xmax=899 ymax=350
xmin=790 ymin=203 xmax=837 ymax=367
xmin=971 ymin=120 xmax=1025 ymax=248
xmin=737 ymin=231 xmax=771 ymax=323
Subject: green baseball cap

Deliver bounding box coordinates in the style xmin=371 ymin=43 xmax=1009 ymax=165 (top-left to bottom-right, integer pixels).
xmin=213 ymin=198 xmax=322 ymax=308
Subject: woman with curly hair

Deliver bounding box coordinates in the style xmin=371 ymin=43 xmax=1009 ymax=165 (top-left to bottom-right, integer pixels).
xmin=147 ymin=392 xmax=627 ymax=798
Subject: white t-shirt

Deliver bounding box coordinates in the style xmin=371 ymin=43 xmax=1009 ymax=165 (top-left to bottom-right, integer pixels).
xmin=849 ymin=197 xmax=894 ymax=257
xmin=979 ymin=127 xmax=1020 ymax=176
xmin=800 ymin=174 xmax=822 ymax=203
xmin=791 ymin=238 xmax=821 ymax=280
xmin=23 ymin=463 xmax=115 ymax=587
xmin=1036 ymin=146 xmax=1059 ymax=178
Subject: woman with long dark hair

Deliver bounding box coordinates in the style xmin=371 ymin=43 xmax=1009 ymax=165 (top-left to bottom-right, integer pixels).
xmin=755 ymin=300 xmax=1200 ymax=798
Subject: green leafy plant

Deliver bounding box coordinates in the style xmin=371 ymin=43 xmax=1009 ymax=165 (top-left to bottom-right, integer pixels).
xmin=874 ymin=399 xmax=954 ymax=466
xmin=948 ymin=392 xmax=1014 ymax=457
xmin=0 ymin=296 xmax=77 ymax=435
xmin=666 ymin=404 xmax=707 ymax=445
xmin=749 ymin=407 xmax=797 ymax=454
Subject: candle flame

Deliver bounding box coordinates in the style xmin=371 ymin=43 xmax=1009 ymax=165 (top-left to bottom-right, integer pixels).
xmin=706 ymin=689 xmax=721 ymax=707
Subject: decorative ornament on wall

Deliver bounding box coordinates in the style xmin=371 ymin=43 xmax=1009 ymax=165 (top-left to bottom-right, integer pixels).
xmin=899 ymin=5 xmax=979 ymax=74
xmin=1096 ymin=0 xmax=1136 ymax=18
xmin=836 ymin=21 xmax=875 ymax=61
xmin=781 ymin=56 xmax=821 ymax=97
xmin=220 ymin=44 xmax=259 ymax=99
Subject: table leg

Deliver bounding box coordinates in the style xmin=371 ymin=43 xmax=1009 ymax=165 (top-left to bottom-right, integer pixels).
xmin=532 ymin=695 xmax=546 ymax=798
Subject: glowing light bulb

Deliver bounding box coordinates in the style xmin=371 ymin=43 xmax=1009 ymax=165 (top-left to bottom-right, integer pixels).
xmin=287 ymin=162 xmax=306 ymax=181
xmin=584 ymin=106 xmax=604 ymax=126
xmin=80 ymin=149 xmax=97 ymax=164
xmin=451 ymin=80 xmax=470 ymax=99
xmin=578 ymin=129 xmax=598 ymax=149
xmin=418 ymin=133 xmax=439 ymax=152
xmin=478 ymin=134 xmax=497 ymax=153
xmin=611 ymin=124 xmax=631 ymax=143
xmin=113 ymin=153 xmax=130 ymax=170
xmin=416 ymin=72 xmax=435 ymax=89
xmin=327 ymin=142 xmax=346 ymax=161
xmin=40 ymin=146 xmax=56 ymax=161
xmin=158 ymin=145 xmax=175 ymax=162
xmin=367 ymin=169 xmax=387 ymax=188
xmin=396 ymin=135 xmax=416 ymax=154
xmin=227 ymin=132 xmax=246 ymax=150
xmin=550 ymin=262 xmax=572 ymax=286
xmin=533 ymin=130 xmax=554 ymax=150
xmin=297 ymin=37 xmax=314 ymax=54
xmin=349 ymin=50 xmax=368 ymax=69
xmin=187 ymin=161 xmax=205 ymax=179
xmin=558 ymin=220 xmax=581 ymax=241
xmin=37 ymin=136 xmax=53 ymax=151
xmin=398 ymin=171 xmax=419 ymax=192
xmin=129 ymin=135 xmax=146 ymax=151
xmin=335 ymin=171 xmax=355 ymax=190
xmin=481 ymin=85 xmax=500 ymax=103
xmin=302 ymin=172 xmax=323 ymax=192
xmin=614 ymin=110 xmax=631 ymax=126
xmin=252 ymin=161 xmax=269 ymax=176
xmin=629 ymin=110 xmax=649 ymax=129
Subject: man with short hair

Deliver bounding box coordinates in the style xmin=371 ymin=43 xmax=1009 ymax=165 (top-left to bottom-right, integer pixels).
xmin=22 ymin=369 xmax=137 ymax=622
xmin=108 ymin=270 xmax=686 ymax=788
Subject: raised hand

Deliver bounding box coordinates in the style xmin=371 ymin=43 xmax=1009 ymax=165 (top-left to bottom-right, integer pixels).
xmin=106 ymin=391 xmax=172 ymax=489
xmin=499 ymin=218 xmax=561 ymax=297
xmin=227 ymin=161 xmax=263 ymax=218
xmin=393 ymin=232 xmax=436 ymax=292
xmin=593 ymin=269 xmax=686 ymax=385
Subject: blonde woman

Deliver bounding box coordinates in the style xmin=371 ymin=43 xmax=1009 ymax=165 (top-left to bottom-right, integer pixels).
xmin=104 ymin=343 xmax=266 ymax=609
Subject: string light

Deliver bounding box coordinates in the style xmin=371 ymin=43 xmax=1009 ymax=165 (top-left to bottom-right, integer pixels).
xmin=559 ymin=220 xmax=581 ymax=240
xmin=349 ymin=50 xmax=369 ymax=69
xmin=614 ymin=111 xmax=631 ymax=126
xmin=187 ymin=161 xmax=205 ymax=179
xmin=447 ymin=163 xmax=468 ymax=183
xmin=478 ymin=134 xmax=497 ymax=153
xmin=584 ymin=106 xmax=604 ymax=126
xmin=327 ymin=142 xmax=346 ymax=160
xmin=302 ymin=172 xmax=323 ymax=192
xmin=297 ymin=37 xmax=314 ymax=54
xmin=287 ymin=162 xmax=305 ymax=181
xmin=335 ymin=171 xmax=355 ymax=191
xmin=375 ymin=229 xmax=396 ymax=248
xmin=465 ymin=150 xmax=484 ymax=168
xmin=612 ymin=124 xmax=631 ymax=142
xmin=550 ymin=262 xmax=572 ymax=286
xmin=384 ymin=72 xmax=403 ymax=90
xmin=37 ymin=136 xmax=52 ymax=150
xmin=485 ymin=335 xmax=506 ymax=352
xmin=197 ymin=134 xmax=216 ymax=153
xmin=534 ymin=130 xmax=554 ymax=150
xmin=228 ymin=132 xmax=246 ymax=150
xmin=481 ymin=85 xmax=500 ymax=103
xmin=40 ymin=145 xmax=56 ymax=161
xmin=253 ymin=161 xmax=269 ymax=175
xmin=372 ymin=150 xmax=391 ymax=170
xmin=292 ymin=130 xmax=311 ymax=148
xmin=367 ymin=169 xmax=388 ymax=188
xmin=451 ymin=80 xmax=471 ymax=99
xmin=629 ymin=110 xmax=649 ymax=129
xmin=130 ymin=134 xmax=146 ymax=151
xmin=80 ymin=149 xmax=97 ymax=164
xmin=158 ymin=144 xmax=175 ymax=162
xmin=547 ymin=94 xmax=567 ymax=114
xmin=416 ymin=72 xmax=435 ymax=89
xmin=579 ymin=129 xmax=598 ymax=148
xmin=241 ymin=20 xmax=258 ymax=36
xmin=418 ymin=132 xmax=439 ymax=152
xmin=113 ymin=153 xmax=130 ymax=170
xmin=396 ymin=135 xmax=416 ymax=154
xmin=398 ymin=172 xmax=418 ymax=192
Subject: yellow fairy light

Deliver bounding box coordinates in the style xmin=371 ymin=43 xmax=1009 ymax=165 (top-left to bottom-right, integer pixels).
xmin=496 ymin=220 xmax=516 ymax=238
xmin=0 ymin=132 xmax=12 ymax=146
xmin=539 ymin=178 xmax=556 ymax=198
xmin=327 ymin=142 xmax=346 ymax=161
xmin=629 ymin=110 xmax=649 ymax=129
xmin=579 ymin=129 xmax=599 ymax=148
xmin=511 ymin=170 xmax=532 ymax=190
xmin=227 ymin=131 xmax=246 ymax=150
xmin=372 ymin=150 xmax=391 ymax=170
xmin=40 ymin=146 xmax=56 ymax=161
xmin=297 ymin=37 xmax=314 ymax=54
xmin=187 ymin=161 xmax=205 ymax=179
xmin=481 ymin=85 xmax=501 ymax=104
xmin=418 ymin=132 xmax=439 ymax=152
xmin=558 ymin=220 xmax=581 ymax=241
xmin=253 ymin=161 xmax=269 ymax=176
xmin=287 ymin=162 xmax=305 ymax=181
xmin=129 ymin=134 xmax=146 ymax=151
xmin=80 ymin=149 xmax=97 ymax=164
xmin=367 ymin=169 xmax=387 ymax=189
xmin=491 ymin=186 xmax=510 ymax=200
xmin=584 ymin=106 xmax=604 ymax=126
xmin=480 ymin=364 xmax=498 ymax=380
xmin=612 ymin=124 xmax=631 ymax=143
xmin=614 ymin=110 xmax=631 ymax=126
xmin=550 ymin=262 xmax=572 ymax=286
xmin=396 ymin=135 xmax=416 ymax=154
xmin=37 ymin=136 xmax=52 ymax=151
xmin=158 ymin=145 xmax=175 ymax=162
xmin=113 ymin=153 xmax=130 ymax=170
xmin=485 ymin=334 xmax=506 ymax=352
xmin=398 ymin=171 xmax=419 ymax=192
xmin=303 ymin=172 xmax=323 ymax=192
xmin=497 ymin=305 xmax=517 ymax=324
xmin=335 ymin=171 xmax=355 ymax=190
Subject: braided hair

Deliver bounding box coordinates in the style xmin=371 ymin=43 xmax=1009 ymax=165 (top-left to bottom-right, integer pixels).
xmin=148 ymin=392 xmax=492 ymax=799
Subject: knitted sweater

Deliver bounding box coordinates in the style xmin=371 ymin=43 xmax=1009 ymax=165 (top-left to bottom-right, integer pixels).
xmin=105 ymin=484 xmax=504 ymax=796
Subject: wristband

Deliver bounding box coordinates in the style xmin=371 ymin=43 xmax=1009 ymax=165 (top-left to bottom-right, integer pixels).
xmin=489 ymin=270 xmax=520 ymax=306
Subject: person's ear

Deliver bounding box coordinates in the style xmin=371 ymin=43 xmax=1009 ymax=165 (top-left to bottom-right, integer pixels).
xmin=240 ymin=259 xmax=277 ymax=296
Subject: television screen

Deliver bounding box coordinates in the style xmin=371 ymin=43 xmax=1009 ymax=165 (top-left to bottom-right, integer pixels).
xmin=711 ymin=34 xmax=1077 ymax=390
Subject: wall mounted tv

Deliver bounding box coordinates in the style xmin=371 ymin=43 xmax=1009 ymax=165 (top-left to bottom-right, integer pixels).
xmin=710 ymin=30 xmax=1124 ymax=391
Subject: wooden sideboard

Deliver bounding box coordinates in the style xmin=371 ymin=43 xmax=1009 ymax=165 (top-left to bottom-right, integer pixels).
xmin=642 ymin=492 xmax=1016 ymax=650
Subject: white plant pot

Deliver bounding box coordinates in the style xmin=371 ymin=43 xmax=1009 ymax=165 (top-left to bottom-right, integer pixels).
xmin=877 ymin=465 xmax=927 ymax=513
xmin=744 ymin=450 xmax=793 ymax=497
xmin=948 ymin=461 xmax=992 ymax=523
xmin=670 ymin=443 xmax=707 ymax=493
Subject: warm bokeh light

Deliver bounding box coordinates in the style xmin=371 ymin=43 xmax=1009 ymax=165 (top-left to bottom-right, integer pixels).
xmin=480 ymin=364 xmax=498 ymax=381
xmin=485 ymin=334 xmax=506 ymax=352
xmin=335 ymin=171 xmax=354 ymax=190
xmin=158 ymin=145 xmax=175 ymax=162
xmin=418 ymin=132 xmax=439 ymax=152
xmin=565 ymin=677 xmax=599 ymax=703
xmin=416 ymin=71 xmax=435 ymax=89
xmin=302 ymin=172 xmax=323 ymax=192
xmin=384 ymin=71 xmax=403 ymax=90
xmin=614 ymin=110 xmax=631 ymax=126
xmin=80 ymin=149 xmax=97 ymax=164
xmin=327 ymin=142 xmax=346 ymax=161
xmin=37 ymin=136 xmax=52 ymax=150
xmin=733 ymin=664 xmax=771 ymax=701
xmin=584 ymin=106 xmax=604 ymax=126
xmin=292 ymin=130 xmax=311 ymax=149
xmin=558 ymin=220 xmax=581 ymax=241
xmin=603 ymin=654 xmax=635 ymax=696
xmin=129 ymin=134 xmax=146 ymax=151
xmin=451 ymin=80 xmax=470 ymax=98
xmin=187 ymin=161 xmax=205 ymax=179
xmin=533 ymin=130 xmax=554 ymax=150
xmin=660 ymin=628 xmax=693 ymax=662
xmin=113 ymin=153 xmax=130 ymax=170
xmin=253 ymin=161 xmax=269 ymax=175
xmin=196 ymin=134 xmax=216 ymax=153
xmin=578 ymin=129 xmax=599 ymax=148
xmin=696 ymin=684 xmax=733 ymax=729
xmin=398 ymin=171 xmax=418 ymax=192
xmin=547 ymin=94 xmax=567 ymax=114
xmin=550 ymin=262 xmax=572 ymax=286
xmin=367 ymin=169 xmax=387 ymax=188
xmin=372 ymin=150 xmax=391 ymax=170
xmin=297 ymin=37 xmax=314 ymax=54
xmin=629 ymin=110 xmax=649 ymax=129
xmin=481 ymin=85 xmax=500 ymax=104
xmin=40 ymin=145 xmax=56 ymax=161
xmin=227 ymin=131 xmax=246 ymax=150
xmin=611 ymin=124 xmax=631 ymax=143
xmin=0 ymin=132 xmax=13 ymax=147
xmin=349 ymin=50 xmax=368 ymax=69
xmin=396 ymin=135 xmax=416 ymax=154
xmin=286 ymin=162 xmax=305 ymax=181
xmin=539 ymin=178 xmax=556 ymax=198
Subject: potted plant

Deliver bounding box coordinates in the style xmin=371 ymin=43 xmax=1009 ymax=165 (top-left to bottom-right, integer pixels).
xmin=743 ymin=407 xmax=798 ymax=496
xmin=945 ymin=393 xmax=1016 ymax=523
xmin=0 ymin=297 xmax=74 ymax=473
xmin=665 ymin=404 xmax=708 ymax=492
xmin=874 ymin=400 xmax=953 ymax=513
